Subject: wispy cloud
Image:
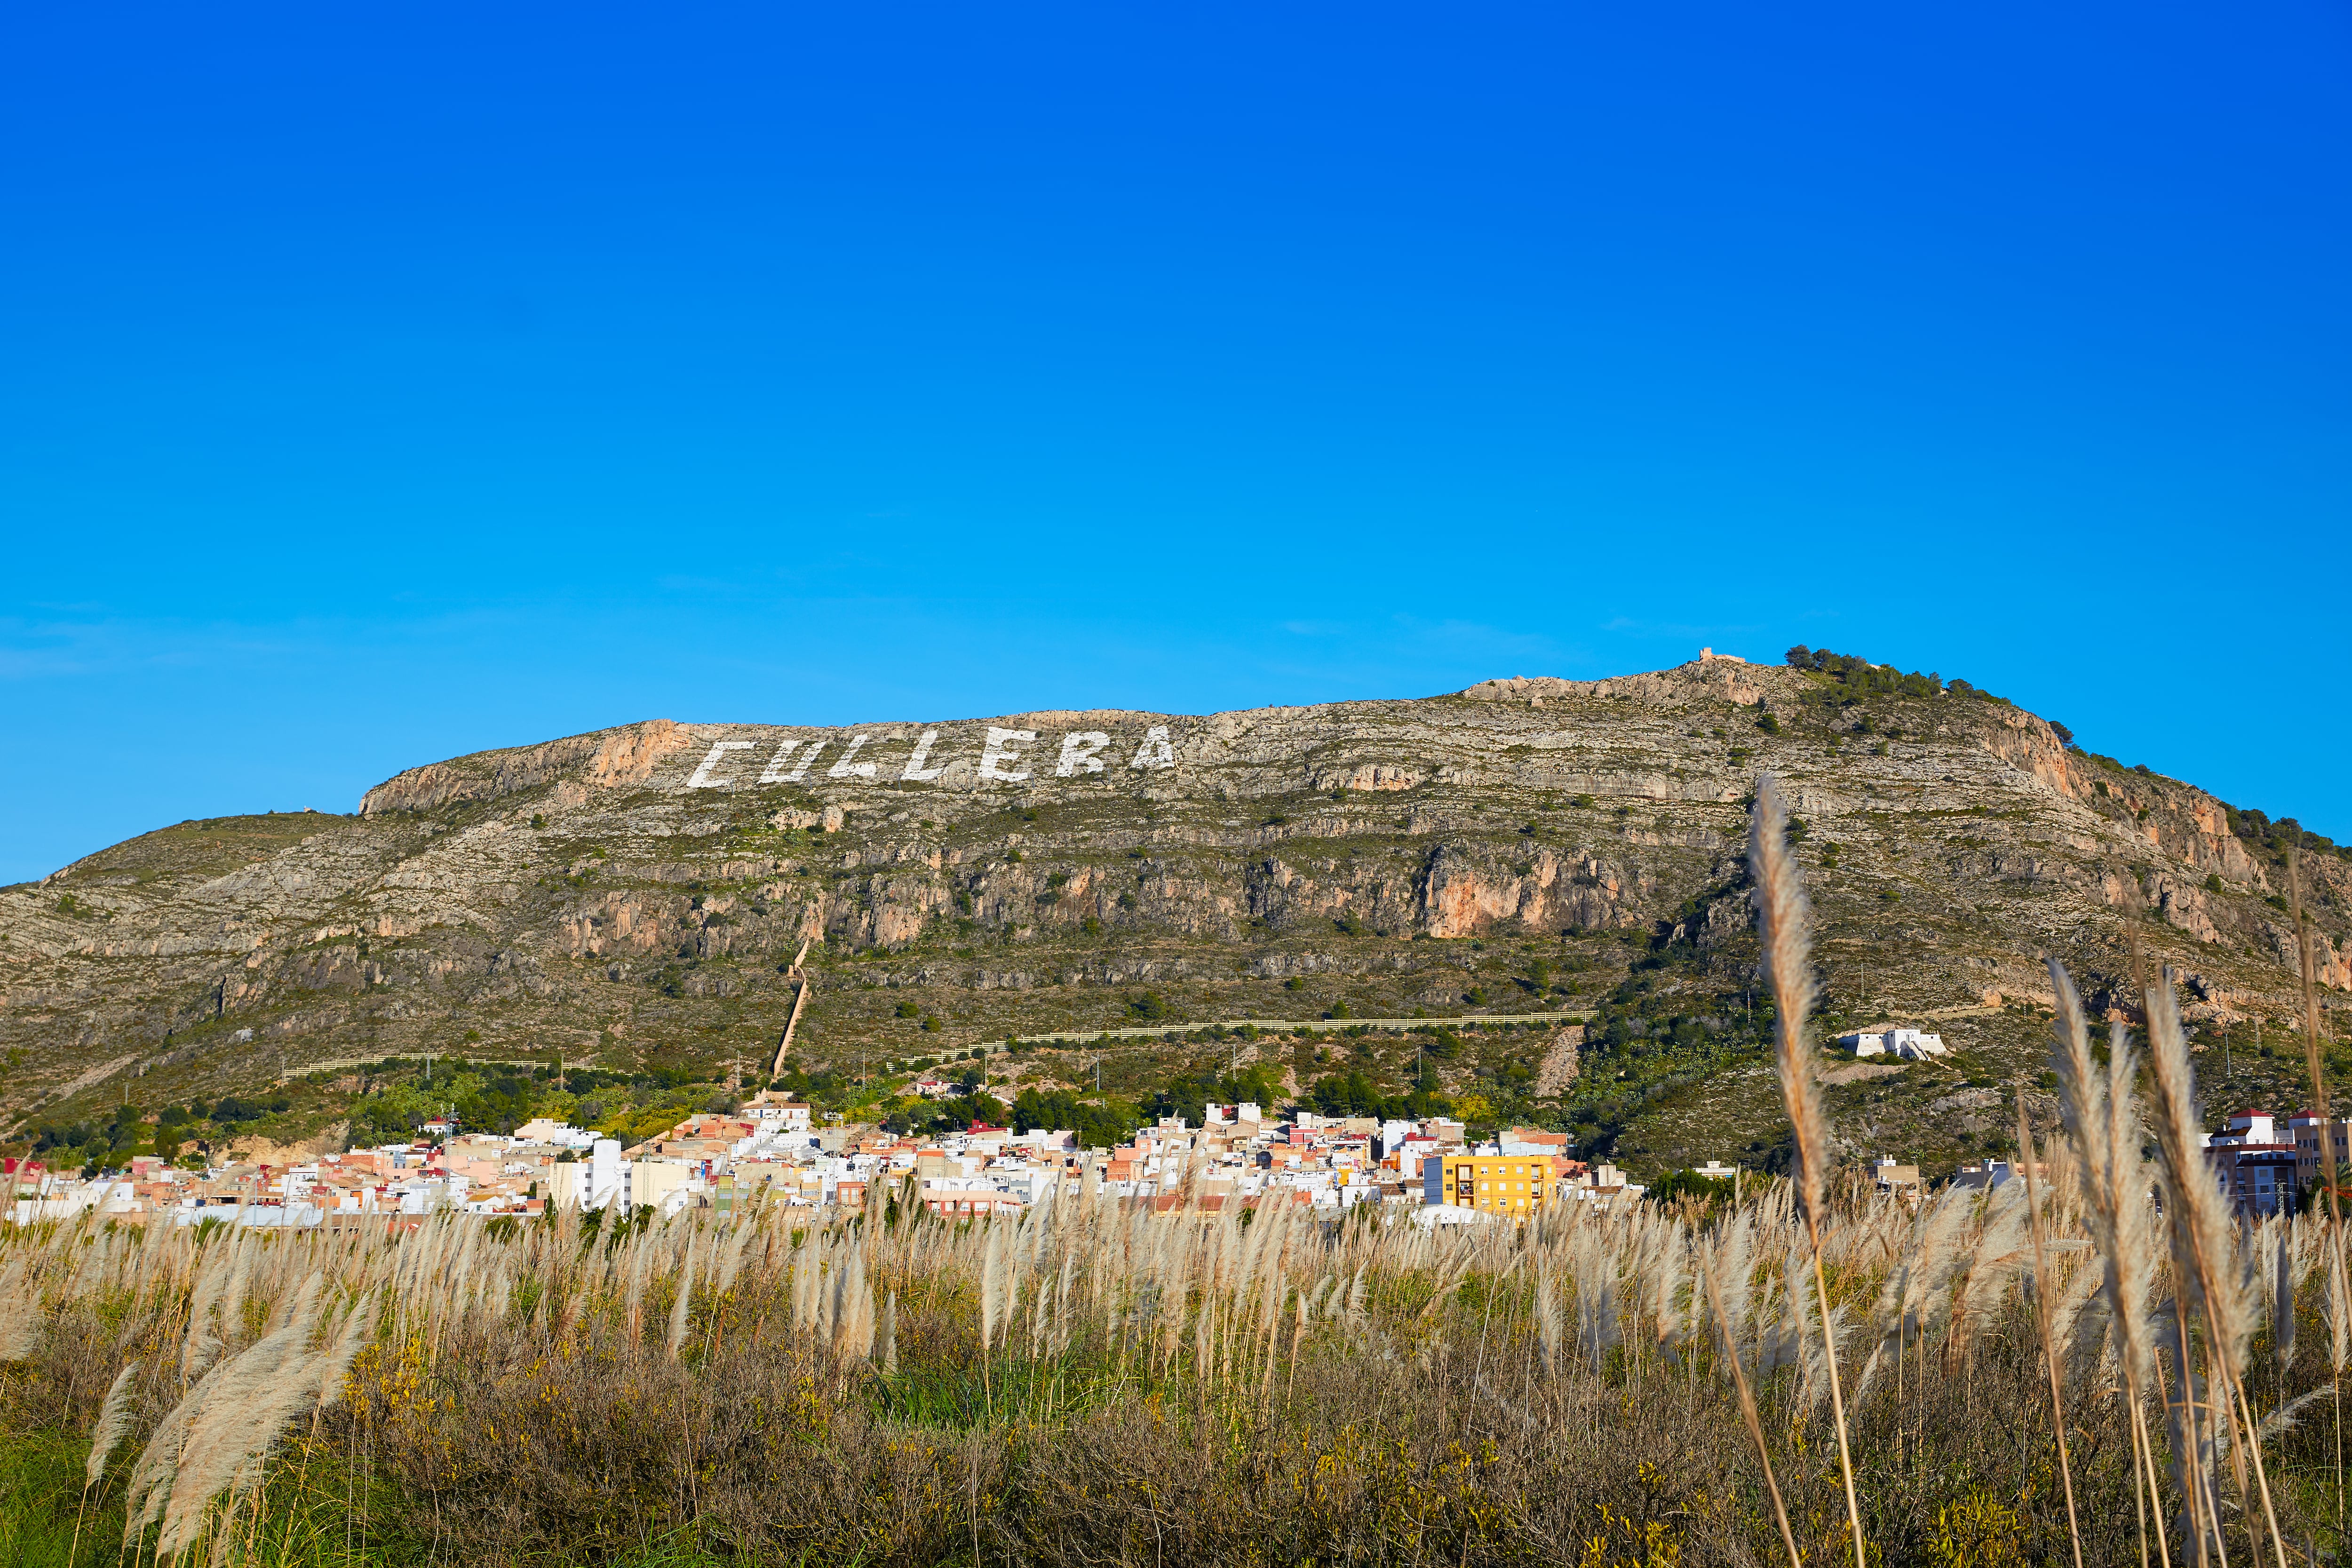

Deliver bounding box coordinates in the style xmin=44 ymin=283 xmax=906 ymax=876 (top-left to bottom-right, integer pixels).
xmin=1598 ymin=613 xmax=1765 ymax=642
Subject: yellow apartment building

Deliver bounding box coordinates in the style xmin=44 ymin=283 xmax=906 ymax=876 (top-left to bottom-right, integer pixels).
xmin=1425 ymin=1151 xmax=1554 ymax=1215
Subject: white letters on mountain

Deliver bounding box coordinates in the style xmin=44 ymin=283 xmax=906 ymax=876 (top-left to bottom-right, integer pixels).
xmin=826 ymin=734 xmax=877 ymax=780
xmin=684 ymin=741 xmax=754 ymax=789
xmin=899 ymin=730 xmax=946 ymax=782
xmin=677 ymin=724 xmax=1182 ymax=790
xmin=977 ymin=728 xmax=1035 ymax=783
xmin=1055 ymin=731 xmax=1111 ymax=776
xmin=757 ymin=740 xmax=802 ymax=784
xmin=1128 ymin=726 xmax=1175 ymax=771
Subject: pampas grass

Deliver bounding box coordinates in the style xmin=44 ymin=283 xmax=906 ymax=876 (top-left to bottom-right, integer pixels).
xmin=153 ymin=1274 xmax=327 ymax=1557
xmin=2019 ymin=1089 xmax=2086 ymax=1568
xmin=1750 ymin=778 xmax=1828 ymax=1226
xmin=5 ymin=923 xmax=2350 ymax=1566
xmin=1750 ymin=774 xmax=1864 ymax=1568
xmin=665 ymin=1229 xmax=696 ymax=1362
xmin=83 ymin=1362 xmax=140 ymax=1488
xmin=2145 ymin=974 xmax=2253 ymax=1387
xmin=1700 ymin=1248 xmax=1802 ymax=1568
xmin=70 ymin=1360 xmax=143 ymax=1568
xmin=2291 ymin=851 xmax=2352 ymax=1527
xmin=0 ymin=1255 xmax=41 ymax=1362
xmin=2145 ymin=965 xmax=2290 ymax=1568
xmin=119 ymin=1359 xmax=220 ymax=1552
xmin=0 ymin=1167 xmax=2340 ymax=1568
xmin=2049 ymin=958 xmax=2171 ymax=1568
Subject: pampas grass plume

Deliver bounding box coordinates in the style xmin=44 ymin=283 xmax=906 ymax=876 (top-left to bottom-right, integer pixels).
xmin=1534 ymin=1267 xmax=1562 ymax=1377
xmin=2144 ymin=970 xmax=2254 ymax=1381
xmin=0 ymin=1256 xmax=40 ymax=1362
xmin=1748 ymin=777 xmax=1826 ymax=1222
xmin=981 ymin=1226 xmax=1005 ymax=1351
xmin=86 ymin=1361 xmax=141 ymax=1487
xmin=121 ymin=1361 xmax=221 ymax=1549
xmin=1750 ymin=772 xmax=1863 ymax=1568
xmin=2046 ymin=961 xmax=2159 ymax=1399
xmin=666 ymin=1233 xmax=696 ymax=1362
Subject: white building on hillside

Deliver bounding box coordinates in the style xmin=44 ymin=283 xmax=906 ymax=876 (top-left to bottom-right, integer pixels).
xmin=1841 ymin=1027 xmax=1948 ymax=1059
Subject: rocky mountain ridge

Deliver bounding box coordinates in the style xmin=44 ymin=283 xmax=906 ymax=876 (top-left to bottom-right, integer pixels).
xmin=5 ymin=654 xmax=2346 ymax=1157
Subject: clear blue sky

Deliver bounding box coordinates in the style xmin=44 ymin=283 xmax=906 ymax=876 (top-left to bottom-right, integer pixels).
xmin=4 ymin=0 xmax=2347 ymax=883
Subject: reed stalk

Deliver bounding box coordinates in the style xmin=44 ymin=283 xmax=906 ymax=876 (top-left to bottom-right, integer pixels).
xmin=2018 ymin=1089 xmax=2086 ymax=1568
xmin=2291 ymin=850 xmax=2351 ymax=1528
xmin=1700 ymin=1249 xmax=1802 ymax=1568
xmin=2144 ymin=962 xmax=2288 ymax=1568
xmin=2049 ymin=959 xmax=2173 ymax=1568
xmin=1750 ymin=774 xmax=1866 ymax=1568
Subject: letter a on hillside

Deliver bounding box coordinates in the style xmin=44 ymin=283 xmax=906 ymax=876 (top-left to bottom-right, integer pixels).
xmin=1128 ymin=725 xmax=1175 ymax=770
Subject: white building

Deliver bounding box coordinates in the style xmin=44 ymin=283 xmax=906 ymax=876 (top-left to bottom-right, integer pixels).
xmin=589 ymin=1138 xmax=624 ymax=1207
xmin=1841 ymin=1027 xmax=1948 ymax=1059
xmin=514 ymin=1119 xmax=600 ymax=1150
xmin=2223 ymin=1111 xmax=2277 ymax=1145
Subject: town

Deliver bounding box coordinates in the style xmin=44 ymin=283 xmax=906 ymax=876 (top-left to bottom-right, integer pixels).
xmin=4 ymin=1075 xmax=1698 ymax=1226
xmin=8 ymin=1092 xmax=2335 ymax=1227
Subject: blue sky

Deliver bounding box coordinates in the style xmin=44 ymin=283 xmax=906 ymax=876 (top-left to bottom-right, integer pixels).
xmin=3 ymin=0 xmax=2347 ymax=883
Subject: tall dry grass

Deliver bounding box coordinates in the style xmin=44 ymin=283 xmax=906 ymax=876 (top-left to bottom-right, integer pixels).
xmin=1750 ymin=774 xmax=1864 ymax=1568
xmin=2 ymin=1128 xmax=2345 ymax=1567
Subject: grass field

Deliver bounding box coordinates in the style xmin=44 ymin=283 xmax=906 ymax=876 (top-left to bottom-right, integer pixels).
xmin=3 ymin=1156 xmax=2348 ymax=1568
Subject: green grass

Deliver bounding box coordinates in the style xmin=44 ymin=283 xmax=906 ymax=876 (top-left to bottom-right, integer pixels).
xmin=0 ymin=1430 xmax=99 ymax=1568
xmin=1 ymin=1427 xmax=742 ymax=1568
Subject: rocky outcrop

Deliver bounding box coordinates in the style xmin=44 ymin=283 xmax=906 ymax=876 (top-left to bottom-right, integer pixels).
xmin=360 ymin=720 xmax=692 ymax=815
xmin=2145 ymin=873 xmax=2223 ymax=945
xmin=1534 ymin=1026 xmax=1584 ymax=1097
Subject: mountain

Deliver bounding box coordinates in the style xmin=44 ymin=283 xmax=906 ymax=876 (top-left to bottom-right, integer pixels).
xmin=5 ymin=651 xmax=2347 ymax=1173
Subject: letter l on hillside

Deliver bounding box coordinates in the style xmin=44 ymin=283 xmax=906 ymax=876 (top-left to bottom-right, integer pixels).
xmin=828 ymin=734 xmax=877 ymax=779
xmin=901 ymin=730 xmax=946 ymax=782
xmin=757 ymin=740 xmax=803 ymax=784
xmin=684 ymin=740 xmax=753 ymax=789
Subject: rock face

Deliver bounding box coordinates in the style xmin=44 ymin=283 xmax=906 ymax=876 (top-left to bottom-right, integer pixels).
xmin=3 ymin=657 xmax=2347 ymax=1124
